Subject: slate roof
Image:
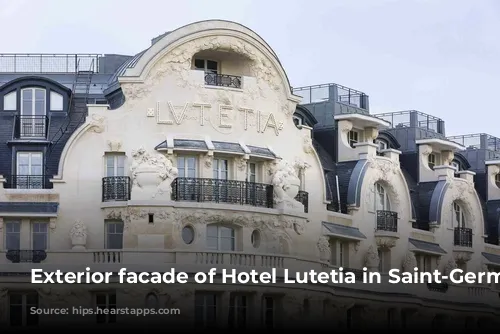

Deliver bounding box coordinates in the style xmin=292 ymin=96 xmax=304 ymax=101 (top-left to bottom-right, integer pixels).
xmin=409 ymin=238 xmax=446 ymax=254
xmin=322 ymin=222 xmax=366 ymax=239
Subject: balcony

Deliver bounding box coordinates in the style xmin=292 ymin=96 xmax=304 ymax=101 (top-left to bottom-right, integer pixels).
xmin=454 ymin=227 xmax=473 ymax=247
xmin=3 ymin=175 xmax=52 ymax=189
xmin=13 ymin=115 xmax=49 ymax=139
xmin=171 ymin=177 xmax=273 ymax=208
xmin=6 ymin=250 xmax=47 ymax=263
xmin=204 ymin=72 xmax=241 ymax=89
xmin=0 ymin=53 xmax=100 ymax=73
xmin=102 ymin=176 xmax=131 ymax=202
xmin=374 ymin=110 xmax=445 ymax=135
xmin=294 ymin=190 xmax=309 ymax=213
xmin=376 ymin=210 xmax=398 ymax=232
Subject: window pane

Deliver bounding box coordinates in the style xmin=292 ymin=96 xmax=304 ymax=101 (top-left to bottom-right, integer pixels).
xmin=207 ymin=60 xmax=218 ymax=72
xmin=108 ymin=234 xmax=123 ymax=249
xmin=22 ymin=89 xmax=32 ymax=101
xmin=220 ymin=237 xmax=234 ymax=251
xmin=50 ymin=91 xmax=63 ymax=110
xmin=4 ymin=91 xmax=16 ymax=110
xmin=207 ymin=236 xmax=218 ymax=249
xmin=207 ymin=225 xmax=218 ymax=237
xmin=194 ymin=59 xmax=204 ymax=70
xmin=34 ymin=101 xmax=45 ymax=115
xmin=33 ymin=234 xmax=47 ymax=250
xmin=220 ymin=227 xmax=234 ymax=237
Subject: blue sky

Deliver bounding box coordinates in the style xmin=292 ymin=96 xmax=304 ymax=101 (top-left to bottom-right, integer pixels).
xmin=1 ymin=0 xmax=498 ymax=137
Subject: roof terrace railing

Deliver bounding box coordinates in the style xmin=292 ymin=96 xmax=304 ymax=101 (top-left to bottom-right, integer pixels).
xmin=0 ymin=54 xmax=100 ymax=73
xmin=373 ymin=110 xmax=443 ymax=133
xmin=447 ymin=133 xmax=500 ymax=151
xmin=292 ymin=83 xmax=368 ymax=109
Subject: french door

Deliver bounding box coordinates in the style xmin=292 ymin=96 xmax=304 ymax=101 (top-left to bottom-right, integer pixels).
xmin=21 ymin=88 xmax=46 ymax=138
xmin=213 ymin=158 xmax=228 ymax=202
xmin=177 ymin=156 xmax=198 ymax=201
xmin=105 ymin=154 xmax=126 ymax=200
xmin=16 ymin=152 xmax=43 ymax=189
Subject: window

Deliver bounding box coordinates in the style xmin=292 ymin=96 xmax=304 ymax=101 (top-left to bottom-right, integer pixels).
xmin=195 ymin=293 xmax=217 ymax=328
xmin=495 ymin=173 xmax=500 ymax=188
xmin=378 ymin=249 xmax=390 ymax=273
xmin=246 ymin=162 xmax=256 ymax=182
xmin=105 ymin=221 xmax=124 ymax=249
xmin=228 ymin=294 xmax=247 ymax=328
xmin=105 ymin=153 xmax=125 ymax=177
xmin=177 ymin=156 xmax=197 ymax=178
xmin=5 ymin=221 xmax=21 ymax=250
xmin=21 ymin=88 xmax=46 ymax=138
xmin=347 ymin=130 xmax=358 ymax=148
xmin=182 ymin=225 xmax=195 ymax=244
xmin=451 ymin=161 xmax=460 ymax=171
xmin=452 ymin=202 xmax=466 ymax=228
xmin=213 ymin=158 xmax=228 ymax=180
xmin=415 ymin=253 xmax=432 ymax=272
xmin=194 ymin=59 xmax=218 ymax=74
xmin=95 ymin=292 xmax=116 ymax=324
xmin=32 ymin=222 xmax=48 ymax=250
xmin=331 ymin=239 xmax=348 ymax=267
xmin=16 ymin=152 xmax=43 ymax=189
xmin=50 ymin=91 xmax=63 ymax=111
xmin=3 ymin=91 xmax=16 ymax=110
xmin=428 ymin=153 xmax=436 ymax=170
xmin=251 ymin=230 xmax=261 ymax=248
xmin=262 ymin=296 xmax=277 ymax=329
xmin=375 ymin=139 xmax=388 ymax=152
xmin=207 ymin=225 xmax=235 ymax=251
xmin=9 ymin=292 xmax=39 ymax=326
xmin=375 ymin=182 xmax=390 ymax=211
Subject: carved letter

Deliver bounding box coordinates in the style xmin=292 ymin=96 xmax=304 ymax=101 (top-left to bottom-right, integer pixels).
xmin=156 ymin=101 xmax=173 ymax=125
xmin=239 ymin=108 xmax=254 ymax=130
xmin=261 ymin=113 xmax=279 ymax=136
xmin=192 ymin=103 xmax=211 ymax=126
xmin=167 ymin=102 xmax=189 ymax=125
xmin=218 ymin=105 xmax=232 ymax=129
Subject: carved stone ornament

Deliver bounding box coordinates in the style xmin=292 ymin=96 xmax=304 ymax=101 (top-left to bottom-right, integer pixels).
xmin=303 ymin=135 xmax=314 ymax=154
xmin=107 ymin=139 xmax=122 ymax=152
xmin=443 ymin=179 xmax=477 ymax=229
xmin=441 ymin=150 xmax=454 ymax=165
xmin=453 ymin=251 xmax=472 ymax=263
xmin=364 ymin=245 xmax=380 ymax=270
xmin=420 ymin=144 xmax=433 ymax=156
xmin=269 ymin=159 xmax=303 ymax=210
xmin=375 ymin=236 xmax=397 ymax=249
xmin=317 ymin=236 xmax=331 ymax=261
xmin=443 ymin=258 xmax=457 ymax=276
xmin=103 ymin=207 xmax=173 ymax=232
xmin=235 ymin=156 xmax=247 ymax=171
xmin=402 ymin=251 xmax=417 ymax=271
xmin=130 ymin=147 xmax=179 ymax=200
xmin=339 ymin=120 xmax=353 ymax=133
xmin=89 ymin=114 xmax=106 ymax=133
xmin=122 ymin=35 xmax=296 ymax=116
xmin=366 ymin=157 xmax=400 ymax=180
xmin=204 ymin=155 xmax=213 ymax=168
xmin=69 ymin=221 xmax=87 ymax=250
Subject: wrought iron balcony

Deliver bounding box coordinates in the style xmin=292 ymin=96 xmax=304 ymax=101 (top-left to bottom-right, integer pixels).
xmin=3 ymin=175 xmax=52 ymax=189
xmin=376 ymin=210 xmax=398 ymax=232
xmin=454 ymin=227 xmax=473 ymax=247
xmin=204 ymin=72 xmax=242 ymax=89
xmin=102 ymin=176 xmax=131 ymax=202
xmin=13 ymin=115 xmax=49 ymax=139
xmin=294 ymin=190 xmax=309 ymax=213
xmin=171 ymin=177 xmax=273 ymax=208
xmin=6 ymin=250 xmax=47 ymax=263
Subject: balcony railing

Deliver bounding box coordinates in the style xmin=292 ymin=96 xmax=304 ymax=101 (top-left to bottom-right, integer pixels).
xmin=204 ymin=72 xmax=242 ymax=89
xmin=294 ymin=190 xmax=309 ymax=213
xmin=102 ymin=176 xmax=131 ymax=202
xmin=374 ymin=110 xmax=444 ymax=134
xmin=454 ymin=227 xmax=473 ymax=247
xmin=376 ymin=210 xmax=398 ymax=232
xmin=0 ymin=54 xmax=100 ymax=73
xmin=6 ymin=250 xmax=47 ymax=263
xmin=3 ymin=175 xmax=52 ymax=189
xmin=13 ymin=115 xmax=49 ymax=139
xmin=171 ymin=177 xmax=273 ymax=208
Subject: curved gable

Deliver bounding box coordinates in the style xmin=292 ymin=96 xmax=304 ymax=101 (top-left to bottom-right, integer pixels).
xmin=377 ymin=130 xmax=401 ymax=149
xmin=294 ymin=105 xmax=318 ymax=128
xmin=453 ymin=152 xmax=471 ymax=170
xmin=0 ymin=76 xmax=71 ymax=95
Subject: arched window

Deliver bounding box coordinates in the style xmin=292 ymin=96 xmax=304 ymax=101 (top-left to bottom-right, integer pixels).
xmin=207 ymin=224 xmax=235 ymax=251
xmin=451 ymin=161 xmax=460 ymax=171
xmin=375 ymin=183 xmax=390 ymax=211
xmin=452 ymin=201 xmax=466 ymax=228
xmin=495 ymin=173 xmax=500 ymax=188
xmin=145 ymin=293 xmax=159 ymax=309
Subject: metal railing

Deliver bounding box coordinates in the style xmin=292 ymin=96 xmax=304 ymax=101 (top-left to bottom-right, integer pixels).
xmin=292 ymin=83 xmax=368 ymax=109
xmin=0 ymin=54 xmax=100 ymax=73
xmin=204 ymin=72 xmax=242 ymax=89
xmin=376 ymin=210 xmax=398 ymax=232
xmin=3 ymin=175 xmax=52 ymax=189
xmin=6 ymin=250 xmax=47 ymax=263
xmin=171 ymin=177 xmax=274 ymax=208
xmin=294 ymin=190 xmax=309 ymax=213
xmin=454 ymin=227 xmax=473 ymax=247
xmin=374 ymin=110 xmax=443 ymax=133
xmin=13 ymin=115 xmax=49 ymax=139
xmin=447 ymin=133 xmax=500 ymax=152
xmin=102 ymin=176 xmax=131 ymax=202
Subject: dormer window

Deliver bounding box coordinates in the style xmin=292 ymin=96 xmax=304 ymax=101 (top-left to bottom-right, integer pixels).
xmin=194 ymin=59 xmax=218 ymax=74
xmin=348 ymin=130 xmax=358 ymax=148
xmin=375 ymin=139 xmax=388 ymax=155
xmin=451 ymin=161 xmax=460 ymax=171
xmin=428 ymin=153 xmax=436 ymax=170
xmin=495 ymin=173 xmax=500 ymax=188
xmin=3 ymin=91 xmax=16 ymax=110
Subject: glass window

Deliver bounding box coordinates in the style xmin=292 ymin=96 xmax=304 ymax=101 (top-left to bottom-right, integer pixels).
xmin=3 ymin=91 xmax=16 ymax=110
xmin=21 ymin=88 xmax=45 ymax=116
xmin=9 ymin=292 xmax=39 ymax=326
xmin=105 ymin=221 xmax=124 ymax=249
xmin=348 ymin=131 xmax=358 ymax=148
xmin=207 ymin=225 xmax=235 ymax=251
xmin=375 ymin=182 xmax=390 ymax=211
xmin=247 ymin=163 xmax=256 ymax=182
xmin=32 ymin=222 xmax=48 ymax=250
xmin=428 ymin=153 xmax=436 ymax=170
xmin=195 ymin=293 xmax=217 ymax=328
xmin=213 ymin=158 xmax=228 ymax=180
xmin=50 ymin=91 xmax=63 ymax=110
xmin=95 ymin=293 xmax=116 ymax=324
xmin=229 ymin=294 xmax=247 ymax=328
xmin=105 ymin=154 xmax=125 ymax=177
xmin=453 ymin=202 xmax=466 ymax=228
xmin=177 ymin=156 xmax=197 ymax=178
xmin=194 ymin=58 xmax=218 ymax=74
xmin=5 ymin=221 xmax=21 ymax=250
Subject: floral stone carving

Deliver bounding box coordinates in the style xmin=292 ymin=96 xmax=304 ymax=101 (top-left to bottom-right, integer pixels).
xmin=270 ymin=159 xmax=302 ymax=210
xmin=69 ymin=221 xmax=87 ymax=250
xmin=402 ymin=251 xmax=417 ymax=271
xmin=364 ymin=245 xmax=379 ymax=271
xmin=130 ymin=147 xmax=178 ymax=200
xmin=317 ymin=236 xmax=331 ymax=262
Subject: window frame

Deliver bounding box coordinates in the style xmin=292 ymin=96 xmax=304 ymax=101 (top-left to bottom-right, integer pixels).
xmin=95 ymin=292 xmax=117 ymax=324
xmin=5 ymin=221 xmax=21 ymax=251
xmin=104 ymin=220 xmax=124 ymax=249
xmin=31 ymin=222 xmax=49 ymax=250
xmin=194 ymin=58 xmax=219 ymax=74
xmin=428 ymin=153 xmax=436 ymax=170
xmin=8 ymin=291 xmax=39 ymax=327
xmin=177 ymin=155 xmax=198 ymax=178
xmin=206 ymin=224 xmax=236 ymax=251
xmin=347 ymin=130 xmax=359 ymax=148
xmin=452 ymin=201 xmax=466 ymax=228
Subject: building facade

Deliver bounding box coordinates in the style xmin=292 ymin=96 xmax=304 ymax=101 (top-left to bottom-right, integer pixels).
xmin=0 ymin=20 xmax=500 ymax=329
